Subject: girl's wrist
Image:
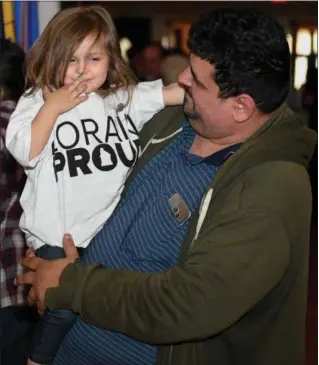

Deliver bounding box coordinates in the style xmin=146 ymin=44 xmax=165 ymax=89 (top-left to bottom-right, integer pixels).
xmin=42 ymin=102 xmax=60 ymax=119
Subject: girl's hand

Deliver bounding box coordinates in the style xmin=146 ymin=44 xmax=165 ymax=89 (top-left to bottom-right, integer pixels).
xmin=163 ymin=82 xmax=185 ymax=106
xmin=43 ymin=79 xmax=88 ymax=116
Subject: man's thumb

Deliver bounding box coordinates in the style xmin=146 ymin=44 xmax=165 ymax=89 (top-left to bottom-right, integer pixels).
xmin=63 ymin=234 xmax=79 ymax=260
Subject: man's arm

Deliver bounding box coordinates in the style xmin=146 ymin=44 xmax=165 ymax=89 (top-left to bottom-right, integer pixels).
xmin=44 ymin=209 xmax=289 ymax=345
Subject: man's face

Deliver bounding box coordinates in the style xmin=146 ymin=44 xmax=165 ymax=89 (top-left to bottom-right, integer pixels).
xmin=178 ymin=54 xmax=235 ymax=140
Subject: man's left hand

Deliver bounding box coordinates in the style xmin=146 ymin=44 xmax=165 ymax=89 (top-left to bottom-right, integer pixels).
xmin=16 ymin=234 xmax=79 ymax=313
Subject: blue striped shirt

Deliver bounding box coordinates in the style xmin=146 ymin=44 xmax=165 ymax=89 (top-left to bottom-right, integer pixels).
xmin=53 ymin=122 xmax=234 ymax=365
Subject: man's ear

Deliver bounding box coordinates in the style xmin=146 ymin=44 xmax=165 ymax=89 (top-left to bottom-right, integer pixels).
xmin=232 ymin=94 xmax=256 ymax=123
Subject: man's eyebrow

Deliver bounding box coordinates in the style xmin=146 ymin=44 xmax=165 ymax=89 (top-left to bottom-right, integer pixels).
xmin=190 ymin=65 xmax=206 ymax=88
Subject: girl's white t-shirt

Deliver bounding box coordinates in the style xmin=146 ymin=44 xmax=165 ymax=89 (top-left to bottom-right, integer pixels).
xmin=6 ymin=80 xmax=164 ymax=249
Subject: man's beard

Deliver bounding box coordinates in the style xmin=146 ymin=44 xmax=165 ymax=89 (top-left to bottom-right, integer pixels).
xmin=183 ymin=93 xmax=200 ymax=120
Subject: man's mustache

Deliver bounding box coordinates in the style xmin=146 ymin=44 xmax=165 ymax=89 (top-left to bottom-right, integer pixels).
xmin=183 ymin=99 xmax=200 ymax=120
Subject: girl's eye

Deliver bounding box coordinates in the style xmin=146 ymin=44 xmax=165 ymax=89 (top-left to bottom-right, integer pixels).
xmin=90 ymin=57 xmax=100 ymax=61
xmin=69 ymin=59 xmax=76 ymax=63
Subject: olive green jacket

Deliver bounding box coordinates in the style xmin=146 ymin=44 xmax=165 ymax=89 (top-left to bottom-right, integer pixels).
xmin=46 ymin=104 xmax=316 ymax=365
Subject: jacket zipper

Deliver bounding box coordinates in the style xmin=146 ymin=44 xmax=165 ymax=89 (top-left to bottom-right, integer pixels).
xmin=168 ymin=345 xmax=173 ymax=364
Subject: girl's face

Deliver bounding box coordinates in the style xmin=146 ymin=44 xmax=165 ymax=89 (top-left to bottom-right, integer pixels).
xmin=64 ymin=33 xmax=109 ymax=94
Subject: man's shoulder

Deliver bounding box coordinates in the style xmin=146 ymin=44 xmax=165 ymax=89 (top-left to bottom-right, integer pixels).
xmin=233 ymin=161 xmax=311 ymax=219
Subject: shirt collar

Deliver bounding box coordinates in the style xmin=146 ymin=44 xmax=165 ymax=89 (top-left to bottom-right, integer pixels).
xmin=203 ymin=143 xmax=242 ymax=166
xmin=182 ymin=122 xmax=241 ymax=166
xmin=182 ymin=121 xmax=196 ymax=149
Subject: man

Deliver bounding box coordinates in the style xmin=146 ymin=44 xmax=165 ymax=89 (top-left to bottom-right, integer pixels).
xmin=17 ymin=9 xmax=316 ymax=365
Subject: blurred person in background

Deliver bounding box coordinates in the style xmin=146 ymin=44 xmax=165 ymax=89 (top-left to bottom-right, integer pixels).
xmin=127 ymin=46 xmax=145 ymax=81
xmin=300 ymin=66 xmax=318 ymax=219
xmin=161 ymin=50 xmax=189 ymax=85
xmin=301 ymin=66 xmax=318 ymax=132
xmin=0 ymin=38 xmax=39 ymax=365
xmin=286 ymin=85 xmax=303 ymax=115
xmin=140 ymin=41 xmax=165 ymax=81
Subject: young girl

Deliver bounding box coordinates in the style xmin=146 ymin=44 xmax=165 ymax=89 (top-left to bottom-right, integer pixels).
xmin=6 ymin=5 xmax=184 ymax=365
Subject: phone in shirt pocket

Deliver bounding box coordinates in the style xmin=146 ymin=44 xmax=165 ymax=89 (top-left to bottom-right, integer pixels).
xmin=168 ymin=193 xmax=191 ymax=225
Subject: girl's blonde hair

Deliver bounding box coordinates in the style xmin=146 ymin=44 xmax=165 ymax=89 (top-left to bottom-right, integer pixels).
xmin=25 ymin=5 xmax=137 ymax=97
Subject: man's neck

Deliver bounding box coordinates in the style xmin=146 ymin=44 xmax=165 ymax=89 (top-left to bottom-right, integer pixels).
xmin=189 ymin=135 xmax=234 ymax=157
xmin=190 ymin=113 xmax=272 ymax=158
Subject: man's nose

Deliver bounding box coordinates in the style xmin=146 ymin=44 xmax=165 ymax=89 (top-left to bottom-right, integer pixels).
xmin=178 ymin=66 xmax=192 ymax=88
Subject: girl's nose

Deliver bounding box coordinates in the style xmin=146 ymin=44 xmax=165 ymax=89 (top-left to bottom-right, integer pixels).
xmin=76 ymin=62 xmax=87 ymax=77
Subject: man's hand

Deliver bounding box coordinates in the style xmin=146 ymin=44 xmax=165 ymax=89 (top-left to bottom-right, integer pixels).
xmin=16 ymin=234 xmax=79 ymax=313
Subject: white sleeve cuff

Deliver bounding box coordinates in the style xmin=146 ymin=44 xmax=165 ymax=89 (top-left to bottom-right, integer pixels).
xmin=129 ymin=79 xmax=165 ymax=131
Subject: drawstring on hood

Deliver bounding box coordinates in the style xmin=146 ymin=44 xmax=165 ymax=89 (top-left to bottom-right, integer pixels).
xmin=140 ymin=128 xmax=183 ymax=158
xmin=192 ymin=188 xmax=214 ymax=246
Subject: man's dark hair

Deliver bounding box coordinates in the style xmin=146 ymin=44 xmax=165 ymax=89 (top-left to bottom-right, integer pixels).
xmin=0 ymin=38 xmax=25 ymax=101
xmin=188 ymin=9 xmax=291 ymax=113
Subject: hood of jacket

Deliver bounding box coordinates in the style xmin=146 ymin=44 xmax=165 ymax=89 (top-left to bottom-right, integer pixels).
xmin=210 ymin=103 xmax=317 ymax=193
